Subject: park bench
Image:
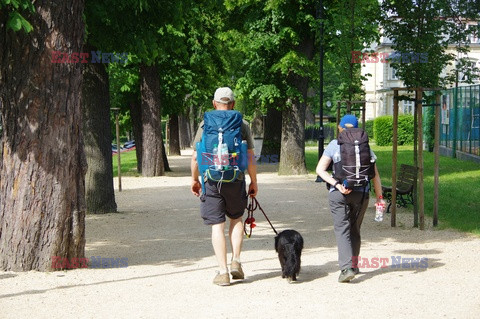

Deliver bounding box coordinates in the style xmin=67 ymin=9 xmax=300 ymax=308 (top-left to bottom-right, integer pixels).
xmin=381 ymin=164 xmax=417 ymax=214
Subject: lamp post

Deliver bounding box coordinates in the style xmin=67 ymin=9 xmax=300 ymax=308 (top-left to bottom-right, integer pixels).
xmin=111 ymin=107 xmax=122 ymax=192
xmin=315 ymin=0 xmax=325 ymax=183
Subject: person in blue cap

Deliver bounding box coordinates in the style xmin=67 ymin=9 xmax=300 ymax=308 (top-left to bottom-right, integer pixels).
xmin=316 ymin=114 xmax=385 ymax=283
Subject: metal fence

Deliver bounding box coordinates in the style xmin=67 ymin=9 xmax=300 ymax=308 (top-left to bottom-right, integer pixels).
xmin=440 ymin=84 xmax=480 ymax=158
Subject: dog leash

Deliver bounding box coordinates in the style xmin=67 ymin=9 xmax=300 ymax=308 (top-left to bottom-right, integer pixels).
xmin=244 ymin=196 xmax=278 ymax=238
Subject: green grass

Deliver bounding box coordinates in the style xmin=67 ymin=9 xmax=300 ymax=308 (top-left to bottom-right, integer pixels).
xmin=112 ymin=150 xmax=139 ymax=177
xmin=306 ymin=145 xmax=480 ymax=235
xmin=113 ymin=145 xmax=480 ymax=235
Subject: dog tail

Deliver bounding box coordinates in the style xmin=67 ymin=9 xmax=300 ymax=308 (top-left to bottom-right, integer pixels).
xmin=283 ymin=243 xmax=301 ymax=276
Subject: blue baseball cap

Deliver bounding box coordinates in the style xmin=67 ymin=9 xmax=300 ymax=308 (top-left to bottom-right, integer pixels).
xmin=339 ymin=114 xmax=358 ymax=128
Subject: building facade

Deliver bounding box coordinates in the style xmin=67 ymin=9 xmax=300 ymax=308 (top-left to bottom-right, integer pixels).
xmin=361 ymin=26 xmax=480 ymax=120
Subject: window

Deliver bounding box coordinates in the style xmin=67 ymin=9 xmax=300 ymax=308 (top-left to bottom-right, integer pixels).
xmin=403 ymin=99 xmax=414 ymax=115
xmin=389 ymin=64 xmax=399 ymax=80
xmin=468 ymin=24 xmax=480 ymax=44
xmin=458 ymin=58 xmax=479 ymax=83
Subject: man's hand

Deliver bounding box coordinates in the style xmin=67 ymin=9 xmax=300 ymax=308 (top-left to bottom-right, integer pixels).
xmin=336 ymin=183 xmax=352 ymax=195
xmin=191 ymin=180 xmax=201 ymax=197
xmin=248 ymin=181 xmax=258 ymax=197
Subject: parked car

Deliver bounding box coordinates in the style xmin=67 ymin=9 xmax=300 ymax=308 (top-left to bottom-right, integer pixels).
xmin=123 ymin=140 xmax=135 ymax=150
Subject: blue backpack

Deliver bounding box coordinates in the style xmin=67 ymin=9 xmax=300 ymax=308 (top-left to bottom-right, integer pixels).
xmin=196 ymin=110 xmax=248 ymax=194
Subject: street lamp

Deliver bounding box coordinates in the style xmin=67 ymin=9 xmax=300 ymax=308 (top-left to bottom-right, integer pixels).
xmin=315 ymin=0 xmax=325 ymax=183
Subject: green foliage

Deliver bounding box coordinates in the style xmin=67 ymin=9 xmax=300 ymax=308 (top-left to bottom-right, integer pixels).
xmin=85 ymin=0 xmax=229 ymax=128
xmin=397 ymin=115 xmax=414 ymax=145
xmin=374 ymin=115 xmax=414 ymax=146
xmin=365 ymin=119 xmax=374 ymax=140
xmin=423 ymin=106 xmax=435 ymax=152
xmin=323 ymin=0 xmax=380 ymax=101
xmin=381 ymin=0 xmax=480 ymax=88
xmin=1 ymin=0 xmax=34 ymax=33
xmin=373 ymin=116 xmax=393 ymax=146
xmin=222 ymin=0 xmax=317 ymax=116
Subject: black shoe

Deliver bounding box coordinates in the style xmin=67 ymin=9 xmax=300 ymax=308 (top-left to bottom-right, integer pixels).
xmin=338 ymin=268 xmax=355 ymax=283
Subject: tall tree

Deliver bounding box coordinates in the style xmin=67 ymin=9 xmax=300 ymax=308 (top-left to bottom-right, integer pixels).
xmin=381 ymin=0 xmax=480 ymax=88
xmin=0 ymin=0 xmax=86 ymax=271
xmin=225 ymin=0 xmax=317 ymax=174
xmin=85 ymin=0 xmax=186 ymax=176
xmin=140 ymin=64 xmax=164 ymax=176
xmin=82 ymin=44 xmax=117 ymax=214
xmin=324 ymin=0 xmax=380 ymax=102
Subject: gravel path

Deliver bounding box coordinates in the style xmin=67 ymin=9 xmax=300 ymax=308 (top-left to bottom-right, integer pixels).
xmin=1 ymin=152 xmax=479 ymax=318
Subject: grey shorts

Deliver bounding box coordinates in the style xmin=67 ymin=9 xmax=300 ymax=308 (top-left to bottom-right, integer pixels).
xmin=200 ymin=179 xmax=248 ymax=225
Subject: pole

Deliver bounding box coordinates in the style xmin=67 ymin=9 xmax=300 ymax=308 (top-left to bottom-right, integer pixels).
xmin=362 ymin=101 xmax=366 ymax=130
xmin=315 ymin=0 xmax=324 ymax=183
xmin=413 ymin=91 xmax=418 ymax=227
xmin=317 ymin=0 xmax=324 ymax=160
xmin=392 ymin=90 xmax=399 ymax=227
xmin=433 ymin=93 xmax=440 ymax=227
xmin=417 ymin=88 xmax=424 ymax=230
xmin=113 ymin=108 xmax=122 ymax=192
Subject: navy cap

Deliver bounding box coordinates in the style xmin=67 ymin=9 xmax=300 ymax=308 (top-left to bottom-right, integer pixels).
xmin=339 ymin=114 xmax=358 ymax=128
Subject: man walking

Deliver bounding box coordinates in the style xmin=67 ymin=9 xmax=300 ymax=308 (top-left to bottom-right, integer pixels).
xmin=191 ymin=87 xmax=257 ymax=286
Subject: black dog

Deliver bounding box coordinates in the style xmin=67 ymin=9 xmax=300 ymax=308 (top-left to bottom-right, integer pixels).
xmin=274 ymin=229 xmax=304 ymax=282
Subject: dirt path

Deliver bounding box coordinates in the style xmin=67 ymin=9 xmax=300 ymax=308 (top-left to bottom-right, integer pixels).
xmin=1 ymin=152 xmax=479 ymax=318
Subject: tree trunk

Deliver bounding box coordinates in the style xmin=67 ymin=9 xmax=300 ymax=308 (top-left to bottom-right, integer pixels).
xmin=261 ymin=107 xmax=282 ymax=157
xmin=162 ymin=138 xmax=171 ymax=172
xmin=279 ymin=101 xmax=308 ymax=175
xmin=305 ymin=104 xmax=315 ymax=126
xmin=168 ymin=115 xmax=181 ymax=155
xmin=0 ymin=0 xmax=86 ymax=271
xmin=250 ymin=112 xmax=264 ymax=139
xmin=179 ymin=112 xmax=191 ymax=149
xmin=139 ymin=64 xmax=164 ymax=176
xmin=82 ymin=46 xmax=117 ymax=214
xmin=189 ymin=104 xmax=200 ymax=146
xmin=278 ymin=37 xmax=314 ymax=175
xmin=129 ymin=100 xmax=142 ymax=174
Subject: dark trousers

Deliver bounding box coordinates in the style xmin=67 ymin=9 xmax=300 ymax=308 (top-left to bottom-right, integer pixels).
xmin=328 ymin=190 xmax=369 ymax=270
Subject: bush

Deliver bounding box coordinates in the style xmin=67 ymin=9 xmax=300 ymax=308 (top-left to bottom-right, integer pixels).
xmin=365 ymin=119 xmax=374 ymax=140
xmin=374 ymin=115 xmax=414 ymax=146
xmin=423 ymin=107 xmax=435 ymax=152
xmin=305 ymin=123 xmax=337 ymax=142
xmin=398 ymin=115 xmax=415 ymax=145
xmin=373 ymin=116 xmax=393 ymax=146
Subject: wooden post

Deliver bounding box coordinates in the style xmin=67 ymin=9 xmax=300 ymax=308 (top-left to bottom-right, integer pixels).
xmin=362 ymin=101 xmax=366 ymax=130
xmin=413 ymin=91 xmax=419 ymax=227
xmin=336 ymin=101 xmax=341 ymax=137
xmin=417 ymin=88 xmax=424 ymax=230
xmin=113 ymin=108 xmax=122 ymax=192
xmin=391 ymin=90 xmax=399 ymax=227
xmin=433 ymin=93 xmax=441 ymax=227
xmin=166 ymin=116 xmax=170 ymax=156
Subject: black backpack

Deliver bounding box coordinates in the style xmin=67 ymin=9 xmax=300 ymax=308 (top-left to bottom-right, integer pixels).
xmin=333 ymin=128 xmax=375 ymax=189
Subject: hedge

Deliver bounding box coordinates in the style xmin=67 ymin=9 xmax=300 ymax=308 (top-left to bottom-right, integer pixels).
xmin=373 ymin=115 xmax=414 ymax=146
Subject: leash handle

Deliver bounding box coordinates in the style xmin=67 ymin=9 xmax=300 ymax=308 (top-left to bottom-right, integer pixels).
xmin=244 ymin=197 xmax=278 ymax=237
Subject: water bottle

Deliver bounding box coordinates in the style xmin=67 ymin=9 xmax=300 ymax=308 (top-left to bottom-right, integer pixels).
xmin=220 ymin=143 xmax=229 ymax=169
xmin=213 ymin=144 xmax=221 ymax=170
xmin=374 ymin=200 xmax=385 ymax=222
xmin=333 ymin=151 xmax=341 ymax=163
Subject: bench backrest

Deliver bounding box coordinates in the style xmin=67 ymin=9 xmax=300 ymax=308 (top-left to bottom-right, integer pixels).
xmin=397 ymin=164 xmax=417 ymax=191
